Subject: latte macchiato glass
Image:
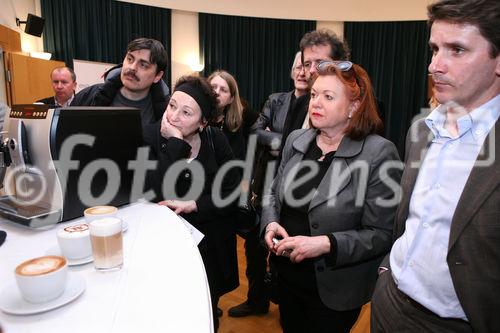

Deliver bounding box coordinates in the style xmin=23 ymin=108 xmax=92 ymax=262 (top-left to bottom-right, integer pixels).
xmin=89 ymin=217 xmax=123 ymax=271
xmin=84 ymin=205 xmax=118 ymax=223
xmin=57 ymin=223 xmax=92 ymax=260
xmin=15 ymin=255 xmax=68 ymax=303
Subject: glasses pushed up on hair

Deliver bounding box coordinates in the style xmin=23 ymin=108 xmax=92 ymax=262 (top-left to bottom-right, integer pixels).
xmin=316 ymin=60 xmax=364 ymax=95
xmin=316 ymin=60 xmax=353 ymax=73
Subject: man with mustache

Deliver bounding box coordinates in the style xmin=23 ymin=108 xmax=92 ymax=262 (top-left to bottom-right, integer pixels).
xmin=371 ymin=0 xmax=500 ymax=332
xmin=72 ymin=38 xmax=169 ymax=146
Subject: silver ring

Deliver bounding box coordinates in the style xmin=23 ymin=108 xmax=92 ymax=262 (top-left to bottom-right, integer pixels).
xmin=281 ymin=250 xmax=287 ymax=256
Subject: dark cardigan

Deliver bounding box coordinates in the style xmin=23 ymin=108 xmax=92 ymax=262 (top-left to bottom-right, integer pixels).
xmin=153 ymin=126 xmax=241 ymax=297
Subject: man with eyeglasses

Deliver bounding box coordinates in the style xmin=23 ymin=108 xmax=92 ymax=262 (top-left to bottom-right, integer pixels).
xmin=371 ymin=0 xmax=500 ymax=332
xmin=279 ymin=29 xmax=350 ymax=152
xmin=226 ymin=52 xmax=309 ymax=319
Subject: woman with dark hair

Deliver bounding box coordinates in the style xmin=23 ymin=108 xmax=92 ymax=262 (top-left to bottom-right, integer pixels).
xmin=153 ymin=75 xmax=240 ymax=331
xmin=261 ymin=61 xmax=402 ymax=333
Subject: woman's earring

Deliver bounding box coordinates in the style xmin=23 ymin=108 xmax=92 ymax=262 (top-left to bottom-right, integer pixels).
xmin=349 ymin=101 xmax=359 ymax=119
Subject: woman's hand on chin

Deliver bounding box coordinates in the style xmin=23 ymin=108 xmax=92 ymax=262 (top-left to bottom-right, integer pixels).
xmin=161 ymin=115 xmax=183 ymax=139
xmin=159 ymin=199 xmax=198 ymax=214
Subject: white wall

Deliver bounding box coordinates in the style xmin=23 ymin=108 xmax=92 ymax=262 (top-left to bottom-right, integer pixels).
xmin=123 ymin=0 xmax=431 ymax=21
xmin=317 ymin=21 xmax=344 ymax=37
xmin=171 ymin=10 xmax=200 ymax=87
xmin=0 ymin=0 xmax=43 ymax=53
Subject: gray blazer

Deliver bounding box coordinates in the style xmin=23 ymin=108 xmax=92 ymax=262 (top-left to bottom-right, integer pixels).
xmin=389 ymin=118 xmax=500 ymax=332
xmin=261 ymin=129 xmax=402 ymax=310
xmin=251 ymin=91 xmax=293 ymax=149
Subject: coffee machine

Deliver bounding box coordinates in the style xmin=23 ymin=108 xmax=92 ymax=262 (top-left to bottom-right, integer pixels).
xmin=0 ymin=105 xmax=146 ymax=228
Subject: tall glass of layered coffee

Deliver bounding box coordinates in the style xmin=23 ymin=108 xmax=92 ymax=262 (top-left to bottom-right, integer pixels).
xmin=89 ymin=217 xmax=123 ymax=271
xmin=84 ymin=206 xmax=118 ymax=223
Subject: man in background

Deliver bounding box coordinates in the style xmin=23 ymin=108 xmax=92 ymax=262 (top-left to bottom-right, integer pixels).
xmin=227 ymin=52 xmax=309 ymax=319
xmin=371 ymin=0 xmax=499 ymax=332
xmin=37 ymin=66 xmax=77 ymax=107
xmin=72 ymin=37 xmax=169 ymax=145
xmin=280 ymin=29 xmax=350 ymax=148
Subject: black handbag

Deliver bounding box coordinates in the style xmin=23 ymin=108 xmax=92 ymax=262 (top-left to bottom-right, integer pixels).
xmin=205 ymin=127 xmax=259 ymax=237
xmin=249 ymin=143 xmax=277 ymax=214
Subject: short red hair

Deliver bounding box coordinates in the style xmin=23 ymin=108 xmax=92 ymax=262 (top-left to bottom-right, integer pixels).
xmin=311 ymin=63 xmax=383 ymax=140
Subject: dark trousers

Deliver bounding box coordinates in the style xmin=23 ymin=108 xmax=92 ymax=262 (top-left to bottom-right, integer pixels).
xmin=371 ymin=270 xmax=473 ymax=333
xmin=211 ymin=294 xmax=220 ymax=332
xmin=241 ymin=225 xmax=270 ymax=308
xmin=277 ymin=277 xmax=360 ymax=333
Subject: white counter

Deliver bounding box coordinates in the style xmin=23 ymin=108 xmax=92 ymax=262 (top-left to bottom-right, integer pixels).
xmin=0 ymin=201 xmax=213 ymax=333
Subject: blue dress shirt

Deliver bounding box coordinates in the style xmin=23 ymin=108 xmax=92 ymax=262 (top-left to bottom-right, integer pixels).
xmin=390 ymin=95 xmax=500 ymax=320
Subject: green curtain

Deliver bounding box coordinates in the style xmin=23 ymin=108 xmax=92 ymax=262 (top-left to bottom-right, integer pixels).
xmin=199 ymin=13 xmax=315 ymax=111
xmin=41 ymin=0 xmax=171 ymax=83
xmin=344 ymin=21 xmax=431 ymax=155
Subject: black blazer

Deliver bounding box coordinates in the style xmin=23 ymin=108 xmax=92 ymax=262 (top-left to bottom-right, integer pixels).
xmin=251 ymin=91 xmax=293 ymax=149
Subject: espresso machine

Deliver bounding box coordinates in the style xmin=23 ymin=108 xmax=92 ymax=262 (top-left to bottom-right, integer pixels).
xmin=0 ymin=105 xmax=146 ymax=228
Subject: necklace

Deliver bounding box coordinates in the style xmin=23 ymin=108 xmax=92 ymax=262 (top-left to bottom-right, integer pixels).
xmin=216 ymin=114 xmax=225 ymax=130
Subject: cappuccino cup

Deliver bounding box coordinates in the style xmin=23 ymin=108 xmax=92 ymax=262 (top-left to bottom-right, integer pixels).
xmin=84 ymin=206 xmax=117 ymax=223
xmin=57 ymin=223 xmax=92 ymax=260
xmin=15 ymin=255 xmax=68 ymax=303
xmin=89 ymin=217 xmax=123 ymax=271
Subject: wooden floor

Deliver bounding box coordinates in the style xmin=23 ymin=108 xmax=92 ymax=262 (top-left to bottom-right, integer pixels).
xmin=218 ymin=236 xmax=371 ymax=333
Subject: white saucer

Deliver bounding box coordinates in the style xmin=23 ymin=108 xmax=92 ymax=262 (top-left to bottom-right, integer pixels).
xmin=0 ymin=274 xmax=86 ymax=315
xmin=45 ymin=246 xmax=93 ymax=266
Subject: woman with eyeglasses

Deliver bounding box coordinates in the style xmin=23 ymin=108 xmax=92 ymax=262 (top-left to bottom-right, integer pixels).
xmin=261 ymin=61 xmax=402 ymax=333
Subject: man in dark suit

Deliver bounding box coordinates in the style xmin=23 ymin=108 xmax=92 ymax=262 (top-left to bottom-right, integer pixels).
xmin=37 ymin=66 xmax=77 ymax=107
xmin=227 ymin=52 xmax=308 ymax=318
xmin=371 ymin=0 xmax=500 ymax=332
